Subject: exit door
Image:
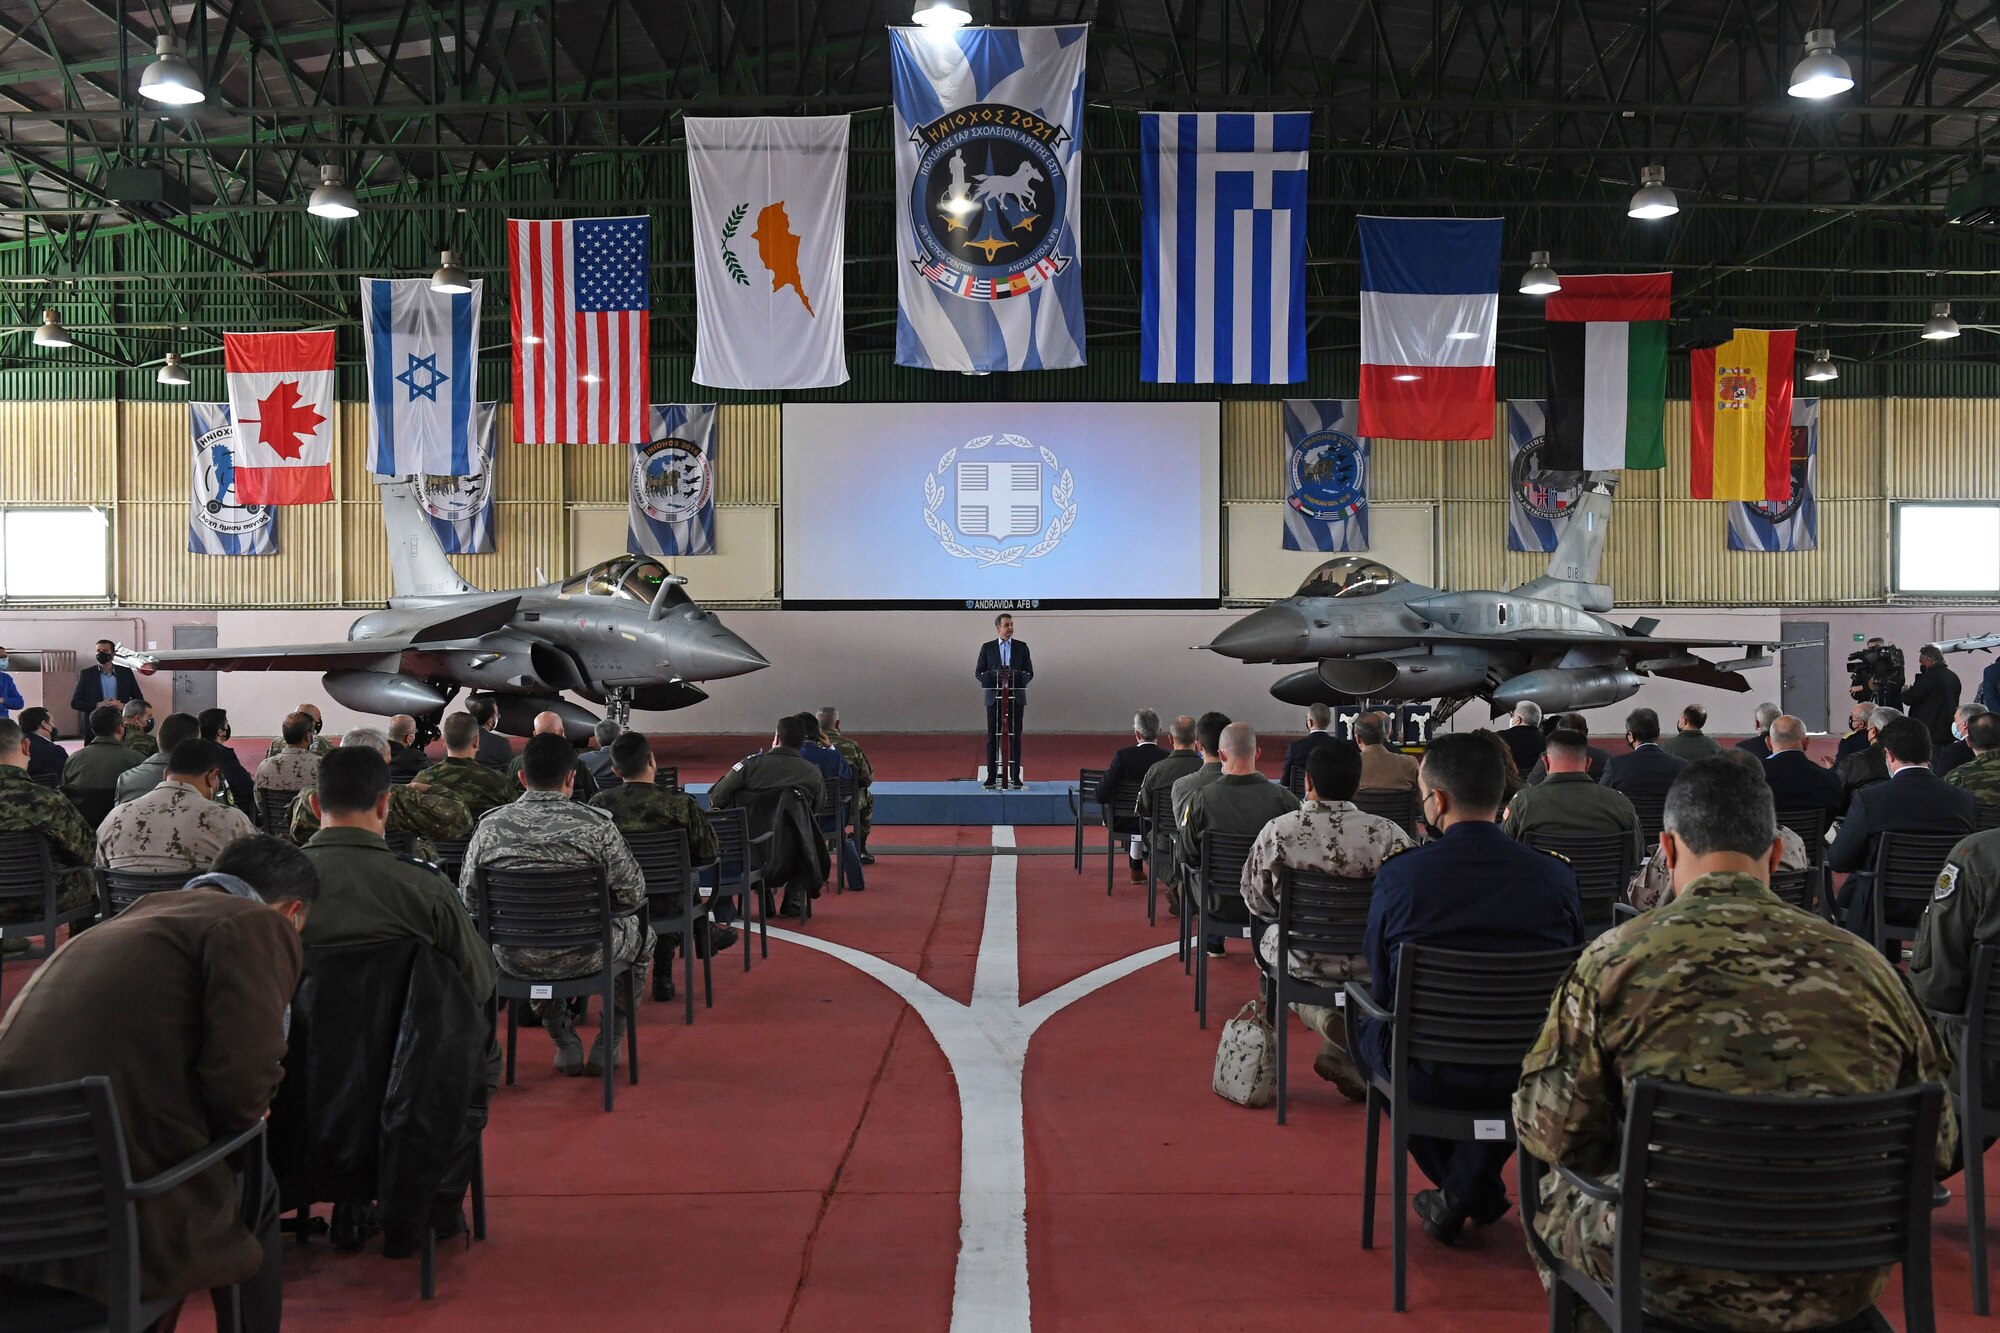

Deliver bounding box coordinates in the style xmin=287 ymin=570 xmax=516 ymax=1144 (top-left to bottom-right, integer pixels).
xmin=172 ymin=625 xmax=217 ymax=717
xmin=1781 ymin=621 xmax=1829 ymax=732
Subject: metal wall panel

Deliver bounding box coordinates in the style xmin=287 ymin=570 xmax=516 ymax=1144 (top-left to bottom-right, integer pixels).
xmin=1221 ymin=401 xmax=1278 ymax=500
xmin=1889 ymin=399 xmax=2000 ymax=500
xmin=718 ymin=405 xmax=781 ymax=507
xmin=0 ymin=402 xmax=117 ymax=504
xmin=117 ymin=501 xmax=342 ymax=607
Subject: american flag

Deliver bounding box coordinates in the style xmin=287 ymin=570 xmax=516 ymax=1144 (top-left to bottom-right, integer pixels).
xmin=509 ymin=215 xmax=651 ymax=444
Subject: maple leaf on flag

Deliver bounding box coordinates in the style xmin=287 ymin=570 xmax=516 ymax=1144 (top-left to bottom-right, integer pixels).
xmin=246 ymin=380 xmax=326 ymax=460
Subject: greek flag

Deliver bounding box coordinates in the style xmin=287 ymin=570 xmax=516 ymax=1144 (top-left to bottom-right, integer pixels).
xmin=890 ymin=25 xmax=1087 ymax=373
xmin=1141 ymin=112 xmax=1310 ymax=384
xmin=188 ymin=402 xmax=278 ymax=556
xmin=360 ymin=275 xmax=482 ymax=476
xmin=1728 ymin=397 xmax=1819 ymax=552
xmin=629 ymin=404 xmax=717 ymax=557
xmin=1506 ymin=399 xmax=1579 ymax=553
xmin=1282 ymin=400 xmax=1368 ymax=551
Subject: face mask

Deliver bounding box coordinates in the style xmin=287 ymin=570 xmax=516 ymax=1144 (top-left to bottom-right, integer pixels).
xmin=142 ymin=717 xmax=155 ymax=733
xmin=312 ymin=718 xmax=323 ymax=734
xmin=0 ymin=657 xmax=11 ymax=670
xmin=95 ymin=651 xmax=113 ymax=665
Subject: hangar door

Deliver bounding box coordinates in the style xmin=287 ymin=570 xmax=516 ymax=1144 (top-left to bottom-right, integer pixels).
xmin=1781 ymin=621 xmax=1829 ymax=732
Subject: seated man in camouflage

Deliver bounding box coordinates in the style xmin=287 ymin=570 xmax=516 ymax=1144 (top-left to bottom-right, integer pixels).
xmin=288 ymin=727 xmax=471 ymax=860
xmin=818 ymin=707 xmax=876 ymax=864
xmin=254 ymin=712 xmax=324 ymax=815
xmin=264 ymin=702 xmax=332 ymax=758
xmin=588 ymin=731 xmax=732 ymax=1002
xmin=1241 ymin=740 xmax=1411 ymax=1099
xmin=416 ymin=713 xmax=518 ymax=821
xmin=1516 ymin=756 xmax=1957 ymax=1330
xmin=460 ymin=734 xmax=653 ymax=1078
xmin=121 ymin=698 xmax=158 ymax=759
xmin=97 ymin=739 xmax=257 ymax=873
xmin=0 ymin=717 xmax=97 ymax=929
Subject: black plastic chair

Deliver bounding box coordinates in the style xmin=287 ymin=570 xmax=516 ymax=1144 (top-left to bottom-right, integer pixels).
xmin=1769 ymin=867 xmax=1819 ymax=913
xmin=625 ymin=827 xmax=704 ymax=1026
xmin=819 ymin=775 xmax=858 ymax=895
xmin=1869 ymin=830 xmax=1965 ymax=963
xmin=97 ymin=866 xmax=189 ymax=916
xmin=431 ymin=838 xmax=470 ymax=887
xmin=29 ymin=769 xmax=60 ymax=788
xmin=256 ymin=788 xmax=300 ymax=839
xmin=1626 ymin=792 xmax=1667 ymax=849
xmin=704 ymin=807 xmax=766 ymax=968
xmin=1522 ymin=1077 xmax=1944 ymax=1333
xmin=1099 ymin=780 xmax=1145 ymax=897
xmin=1070 ymin=769 xmax=1105 ymax=873
xmin=1254 ymin=865 xmax=1372 ymax=1124
xmin=1775 ymin=805 xmax=1834 ymax=919
xmin=1929 ymin=943 xmax=2000 ymax=1315
xmin=1353 ymin=787 xmax=1419 ymax=836
xmin=0 ymin=1075 xmax=264 ymax=1333
xmin=1342 ymin=943 xmax=1583 ymax=1312
xmin=1522 ymin=828 xmax=1635 ymax=936
xmin=1192 ymin=829 xmax=1259 ymax=1029
xmin=472 ymin=864 xmax=641 ymax=1112
xmin=0 ymin=831 xmax=96 ymax=1008
xmin=1143 ymin=787 xmax=1174 ymax=930
xmin=1284 ymin=765 xmax=1308 ymax=800
xmin=1982 ymin=802 xmax=2000 ymax=833
xmin=655 ymin=764 xmax=680 ymax=793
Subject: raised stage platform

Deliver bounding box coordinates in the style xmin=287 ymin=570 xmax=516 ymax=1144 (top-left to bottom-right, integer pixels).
xmin=687 ymin=779 xmax=1083 ymax=825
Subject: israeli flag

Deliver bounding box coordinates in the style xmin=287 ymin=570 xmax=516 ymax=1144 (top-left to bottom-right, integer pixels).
xmin=188 ymin=402 xmax=278 ymax=556
xmin=1142 ymin=113 xmax=1310 ymax=384
xmin=1282 ymin=400 xmax=1368 ymax=552
xmin=1506 ymin=399 xmax=1580 ymax=554
xmin=360 ymin=275 xmax=483 ymax=477
xmin=630 ymin=404 xmax=717 ymax=557
xmin=1729 ymin=398 xmax=1819 ymax=552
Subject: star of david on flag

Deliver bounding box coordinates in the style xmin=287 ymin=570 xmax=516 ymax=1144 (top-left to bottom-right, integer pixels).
xmin=361 ymin=274 xmax=483 ymax=476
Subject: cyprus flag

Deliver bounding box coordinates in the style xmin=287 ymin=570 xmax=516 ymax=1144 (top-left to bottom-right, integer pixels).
xmin=687 ymin=115 xmax=850 ymax=389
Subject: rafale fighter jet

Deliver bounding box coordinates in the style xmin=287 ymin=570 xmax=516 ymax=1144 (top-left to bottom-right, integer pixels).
xmin=1204 ymin=481 xmax=1798 ymax=726
xmin=125 ymin=480 xmax=768 ymax=738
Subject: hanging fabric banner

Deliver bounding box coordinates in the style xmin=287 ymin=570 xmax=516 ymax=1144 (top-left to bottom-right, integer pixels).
xmin=1505 ymin=399 xmax=1586 ymax=554
xmin=223 ymin=330 xmax=336 ymax=504
xmin=1281 ymin=400 xmax=1369 ymax=552
xmin=407 ymin=402 xmax=499 ymax=554
xmin=629 ymin=404 xmax=717 ymax=557
xmin=890 ymin=24 xmax=1087 ymax=373
xmin=1356 ymin=215 xmax=1501 ymax=440
xmin=1728 ymin=397 xmax=1819 ymax=552
xmin=359 ymin=274 xmax=482 ymax=476
xmin=188 ymin=401 xmax=278 ymax=556
xmin=1692 ymin=327 xmax=1797 ymax=501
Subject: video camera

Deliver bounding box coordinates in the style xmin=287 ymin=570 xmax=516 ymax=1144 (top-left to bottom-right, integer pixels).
xmin=1847 ymin=642 xmax=1905 ymax=705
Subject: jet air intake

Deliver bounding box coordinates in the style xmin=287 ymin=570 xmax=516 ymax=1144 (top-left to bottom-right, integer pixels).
xmin=1489 ymin=667 xmax=1643 ymax=714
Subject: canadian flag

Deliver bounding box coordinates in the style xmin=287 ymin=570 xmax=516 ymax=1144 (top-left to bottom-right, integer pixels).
xmin=224 ymin=331 xmax=336 ymax=504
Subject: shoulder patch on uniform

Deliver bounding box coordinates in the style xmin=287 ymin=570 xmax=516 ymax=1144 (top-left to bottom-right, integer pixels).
xmin=1936 ymin=862 xmax=1961 ymax=903
xmin=396 ymin=852 xmax=444 ymax=873
xmin=1536 ymin=847 xmax=1572 ymax=865
xmin=1379 ymin=843 xmax=1414 ymax=863
xmin=729 ymin=760 xmax=747 ymax=774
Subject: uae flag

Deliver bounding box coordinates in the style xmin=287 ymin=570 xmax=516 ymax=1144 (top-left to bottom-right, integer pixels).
xmin=223 ymin=331 xmax=335 ymax=504
xmin=1542 ymin=273 xmax=1670 ymax=471
xmin=1693 ymin=327 xmax=1797 ymax=502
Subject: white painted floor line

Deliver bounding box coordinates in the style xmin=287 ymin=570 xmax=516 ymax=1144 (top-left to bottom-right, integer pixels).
xmin=756 ymin=825 xmax=1175 ymax=1333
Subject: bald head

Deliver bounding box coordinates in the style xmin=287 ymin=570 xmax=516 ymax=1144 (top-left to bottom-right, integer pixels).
xmin=387 ymin=714 xmax=417 ymax=745
xmin=1168 ymin=715 xmax=1197 ymax=750
xmin=1769 ymin=715 xmax=1807 ymax=751
xmin=1217 ymin=722 xmax=1258 ymax=774
xmin=532 ymin=711 xmax=564 ymax=736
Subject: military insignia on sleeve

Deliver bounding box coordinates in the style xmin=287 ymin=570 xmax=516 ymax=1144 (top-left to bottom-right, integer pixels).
xmin=1537 ymin=848 xmax=1572 ymax=865
xmin=1380 ymin=844 xmax=1413 ymax=863
xmin=1936 ymin=863 xmax=1961 ymax=903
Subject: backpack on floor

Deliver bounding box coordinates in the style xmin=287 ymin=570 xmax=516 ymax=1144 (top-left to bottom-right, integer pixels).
xmin=1212 ymin=1000 xmax=1277 ymax=1108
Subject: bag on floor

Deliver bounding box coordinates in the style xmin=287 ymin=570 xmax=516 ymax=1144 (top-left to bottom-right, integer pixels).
xmin=1212 ymin=1001 xmax=1276 ymax=1108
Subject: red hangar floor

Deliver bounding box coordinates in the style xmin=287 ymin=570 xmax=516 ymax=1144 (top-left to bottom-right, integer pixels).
xmin=131 ymin=819 xmax=1992 ymax=1333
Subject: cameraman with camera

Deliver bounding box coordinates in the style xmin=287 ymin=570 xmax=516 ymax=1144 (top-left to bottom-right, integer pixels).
xmin=1848 ymin=637 xmax=1905 ymax=709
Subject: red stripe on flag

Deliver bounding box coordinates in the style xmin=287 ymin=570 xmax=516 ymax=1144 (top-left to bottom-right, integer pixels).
xmin=600 ymin=311 xmax=614 ymax=438
xmin=223 ymin=330 xmax=333 ymax=375
xmin=234 ymin=465 xmax=332 ymax=506
xmin=509 ymin=221 xmax=527 ymax=445
xmin=1764 ymin=329 xmax=1797 ymax=502
xmin=1544 ymin=272 xmax=1672 ymax=324
xmin=551 ymin=222 xmax=570 ymax=445
xmin=1357 ymin=364 xmax=1494 ymax=440
xmin=633 ymin=312 xmax=650 ymax=437
xmin=1689 ymin=345 xmax=1717 ymax=498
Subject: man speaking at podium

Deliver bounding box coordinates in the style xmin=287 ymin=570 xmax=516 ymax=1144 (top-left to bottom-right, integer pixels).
xmin=976 ymin=613 xmax=1035 ymax=790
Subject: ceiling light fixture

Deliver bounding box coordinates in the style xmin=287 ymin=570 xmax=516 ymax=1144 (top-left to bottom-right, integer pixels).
xmin=430 ymin=250 xmax=473 ymax=294
xmin=1922 ymin=302 xmax=1961 ymax=340
xmin=1788 ymin=28 xmax=1855 ymax=100
xmin=912 ymin=0 xmax=971 ymax=28
xmin=157 ymin=352 xmax=191 ymax=385
xmin=32 ymin=309 xmax=71 ymax=348
xmin=1628 ymin=165 xmax=1679 ymax=219
xmin=138 ymin=34 xmax=205 ymax=107
xmin=1804 ymin=348 xmax=1838 ymax=381
xmin=1519 ymin=250 xmax=1561 ymax=295
xmin=307 ymin=164 xmax=359 ymax=219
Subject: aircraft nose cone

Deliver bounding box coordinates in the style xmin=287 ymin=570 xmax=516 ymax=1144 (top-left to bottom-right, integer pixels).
xmin=1205 ymin=605 xmax=1310 ymax=662
xmin=677 ymin=621 xmax=771 ymax=681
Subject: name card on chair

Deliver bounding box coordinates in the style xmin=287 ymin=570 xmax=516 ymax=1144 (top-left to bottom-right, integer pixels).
xmin=530 ymin=984 xmax=553 ymax=999
xmin=1474 ymin=1119 xmax=1507 ymax=1140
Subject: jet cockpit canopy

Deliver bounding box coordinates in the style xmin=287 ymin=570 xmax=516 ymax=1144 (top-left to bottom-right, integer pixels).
xmin=561 ymin=556 xmax=690 ymax=608
xmin=1296 ymin=557 xmax=1403 ymax=599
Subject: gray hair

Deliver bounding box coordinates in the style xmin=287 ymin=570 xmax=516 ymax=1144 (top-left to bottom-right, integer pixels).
xmin=340 ymin=726 xmax=391 ymax=758
xmin=1768 ymin=715 xmax=1808 ymax=749
xmin=1753 ymin=701 xmax=1781 ymax=730
xmin=1868 ymin=705 xmax=1904 ymax=730
xmin=1664 ymin=756 xmax=1777 ymax=859
xmin=593 ymin=718 xmax=622 ymax=748
xmin=122 ymin=698 xmax=151 ymax=719
xmin=1169 ymin=715 xmax=1198 ymax=747
xmin=1513 ymin=700 xmax=1542 ymax=726
xmin=1307 ymin=702 xmax=1332 ymax=728
xmin=1133 ymin=708 xmax=1161 ymax=742
xmin=1217 ymin=721 xmax=1257 ymax=762
xmin=1959 ymin=702 xmax=1989 ymax=724
xmin=817 ymin=706 xmax=840 ymax=732
xmin=1353 ymin=711 xmax=1388 ymax=747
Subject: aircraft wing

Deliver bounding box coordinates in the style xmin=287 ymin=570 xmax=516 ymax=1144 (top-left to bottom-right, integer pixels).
xmin=125 ymin=595 xmax=523 ymax=676
xmin=1934 ymin=633 xmax=2000 ymax=656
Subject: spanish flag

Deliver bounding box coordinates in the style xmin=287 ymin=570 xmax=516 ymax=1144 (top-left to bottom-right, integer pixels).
xmin=1692 ymin=328 xmax=1796 ymax=501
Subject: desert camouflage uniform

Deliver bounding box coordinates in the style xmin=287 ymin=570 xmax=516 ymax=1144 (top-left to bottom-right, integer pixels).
xmin=1516 ymin=870 xmax=1957 ymax=1331
xmin=590 ymin=782 xmax=719 ymax=953
xmin=457 ymin=790 xmax=653 ymax=1016
xmin=0 ymin=763 xmax=96 ymax=921
xmin=265 ymin=732 xmax=332 ymax=759
xmin=123 ymin=731 xmax=157 ymax=760
xmin=1624 ymin=824 xmax=1806 ymax=913
xmin=94 ymin=778 xmax=256 ymax=873
xmin=1241 ymin=799 xmax=1412 ymax=983
xmin=415 ymin=757 xmax=518 ymax=821
xmin=1946 ymin=750 xmax=2000 ymax=809
xmin=286 ymin=783 xmax=472 ymax=862
xmin=822 ymin=725 xmax=874 ymax=847
xmin=253 ymin=747 xmax=322 ymax=797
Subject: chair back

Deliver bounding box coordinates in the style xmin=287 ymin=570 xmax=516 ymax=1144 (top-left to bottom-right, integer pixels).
xmin=0 ymin=831 xmax=55 ymax=919
xmin=1273 ymin=866 xmax=1372 ymax=962
xmin=655 ymin=765 xmax=680 ymax=793
xmin=1872 ymin=830 xmax=1965 ymax=927
xmin=430 ymin=838 xmax=470 ymax=885
xmin=1980 ymin=802 xmax=2000 ymax=833
xmin=64 ymin=785 xmax=115 ymax=830
xmin=1352 ymin=787 xmax=1418 ymax=835
xmin=710 ymin=807 xmax=753 ymax=885
xmin=1284 ymin=766 xmax=1308 ymax=800
xmin=1100 ymin=781 xmax=1145 ymax=826
xmin=29 ymin=770 xmax=59 ymax=788
xmin=1628 ymin=793 xmax=1668 ymax=848
xmin=1072 ymin=768 xmax=1105 ymax=818
xmin=1393 ymin=944 xmax=1581 ymax=1069
xmin=383 ymin=828 xmax=413 ymax=855
xmin=257 ymin=789 xmax=298 ymax=838
xmin=624 ymin=828 xmax=696 ymax=916
xmin=98 ymin=867 xmax=188 ymax=915
xmin=1197 ymin=829 xmax=1258 ymax=903
xmin=1522 ymin=829 xmax=1634 ymax=930
xmin=472 ymin=863 xmax=613 ymax=958
xmin=0 ymin=1077 xmax=138 ymax=1307
xmin=1959 ymin=946 xmax=2000 ymax=1120
xmin=1774 ymin=806 xmax=1830 ymax=865
xmin=1767 ymin=867 xmax=1817 ymax=912
xmin=820 ymin=775 xmax=855 ymax=832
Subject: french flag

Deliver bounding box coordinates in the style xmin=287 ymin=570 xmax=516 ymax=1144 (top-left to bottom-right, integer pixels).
xmin=1357 ymin=216 xmax=1502 ymax=440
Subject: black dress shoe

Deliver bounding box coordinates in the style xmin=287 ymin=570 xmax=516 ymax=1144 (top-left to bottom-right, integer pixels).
xmin=982 ymin=779 xmax=999 ymax=790
xmin=651 ymin=970 xmax=676 ymax=1002
xmin=1468 ymin=1194 xmax=1512 ymax=1227
xmin=859 ymin=852 xmax=876 ymax=865
xmin=1413 ymin=1189 xmax=1470 ymax=1246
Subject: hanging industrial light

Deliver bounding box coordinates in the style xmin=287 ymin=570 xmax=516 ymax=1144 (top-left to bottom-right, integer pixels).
xmin=912 ymin=0 xmax=971 ymax=29
xmin=138 ymin=34 xmax=205 ymax=107
xmin=1788 ymin=29 xmax=1855 ymax=100
xmin=1627 ymin=165 xmax=1679 ymax=219
xmin=430 ymin=251 xmax=473 ymax=295
xmin=1519 ymin=250 xmax=1561 ymax=295
xmin=157 ymin=352 xmax=191 ymax=385
xmin=307 ymin=164 xmax=360 ymax=219
xmin=32 ymin=309 xmax=72 ymax=348
xmin=1804 ymin=348 xmax=1838 ymax=381
xmin=1921 ymin=302 xmax=1961 ymax=340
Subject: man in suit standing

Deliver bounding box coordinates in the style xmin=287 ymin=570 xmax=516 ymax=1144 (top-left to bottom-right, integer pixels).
xmin=1829 ymin=715 xmax=1977 ymax=944
xmin=1494 ymin=701 xmax=1547 ymax=776
xmin=69 ymin=638 xmax=145 ymax=739
xmin=1097 ymin=708 xmax=1172 ymax=883
xmin=975 ymin=613 xmax=1034 ymax=790
xmin=1599 ymin=707 xmax=1688 ymax=804
xmin=1977 ymin=657 xmax=2000 ymax=714
xmin=1280 ymin=703 xmax=1337 ymax=790
xmin=1762 ymin=714 xmax=1842 ymax=820
xmin=1902 ymin=644 xmax=1962 ymax=747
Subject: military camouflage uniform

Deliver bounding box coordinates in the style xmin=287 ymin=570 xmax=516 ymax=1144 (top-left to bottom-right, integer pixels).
xmin=1516 ymin=870 xmax=1958 ymax=1331
xmin=286 ymin=783 xmax=472 ymax=862
xmin=1624 ymin=824 xmax=1807 ymax=913
xmin=253 ymin=747 xmax=322 ymax=797
xmin=1912 ymin=829 xmax=2000 ymax=1103
xmin=589 ymin=782 xmax=719 ymax=954
xmin=94 ymin=778 xmax=256 ymax=873
xmin=415 ymin=757 xmax=518 ymax=821
xmin=1945 ymin=749 xmax=2000 ymax=808
xmin=124 ymin=731 xmax=157 ymax=760
xmin=822 ymin=726 xmax=875 ymax=848
xmin=265 ymin=732 xmax=333 ymax=759
xmin=457 ymin=790 xmax=653 ymax=1016
xmin=0 ymin=763 xmax=96 ymax=921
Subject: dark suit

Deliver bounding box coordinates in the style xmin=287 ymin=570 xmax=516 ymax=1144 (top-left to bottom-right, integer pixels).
xmin=68 ymin=663 xmax=145 ymax=738
xmin=1903 ymin=663 xmax=1963 ymax=745
xmin=1735 ymin=733 xmax=1772 ymax=758
xmin=473 ymin=728 xmax=513 ymax=772
xmin=1763 ymin=748 xmax=1843 ymax=819
xmin=1598 ymin=743 xmax=1688 ymax=803
xmin=1279 ymin=730 xmax=1335 ymax=788
xmin=1934 ymin=738 xmax=1975 ymax=779
xmin=975 ymin=638 xmax=1034 ymax=783
xmin=24 ymin=731 xmax=66 ymax=783
xmin=1979 ymin=660 xmax=2000 ymax=714
xmin=1836 ymin=743 xmax=1889 ymax=814
xmin=216 ymin=746 xmax=257 ymax=815
xmin=1097 ymin=742 xmax=1170 ymax=806
xmin=1828 ymin=766 xmax=1977 ymax=940
xmin=388 ymin=741 xmax=433 ymax=783
xmin=1495 ymin=724 xmax=1547 ymax=776
xmin=1836 ymin=730 xmax=1871 ymax=761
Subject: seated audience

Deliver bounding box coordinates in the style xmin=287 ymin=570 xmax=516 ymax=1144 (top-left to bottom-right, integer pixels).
xmin=198 ymin=707 xmax=258 ymax=812
xmin=1598 ymin=707 xmax=1687 ymax=803
xmin=264 ymin=702 xmax=331 ymax=758
xmin=464 ymin=696 xmax=515 ymax=770
xmin=1504 ymin=727 xmax=1642 ymax=868
xmin=286 ymin=727 xmax=471 ymax=857
xmin=1517 ymin=756 xmax=1957 ymax=1330
xmin=1241 ymin=741 xmax=1412 ymax=1098
xmin=798 ymin=713 xmax=865 ymax=890
xmin=255 ymin=711 xmax=324 ymax=804
xmin=1835 ymin=700 xmax=1875 ymax=761
xmin=1359 ymin=731 xmax=1583 ymax=1245
xmin=1934 ymin=702 xmax=1987 ymax=779
xmin=1524 ymin=714 xmax=1611 ymax=785
xmin=1138 ymin=715 xmax=1203 ymax=888
xmin=1946 ymin=710 xmax=2000 ymax=809
xmin=0 ymin=716 xmax=96 ymax=925
xmin=1098 ymin=708 xmax=1173 ymax=882
xmin=1835 ymin=703 xmax=1899 ymax=812
xmin=121 ymin=698 xmax=157 ymax=759
xmin=1762 ymin=713 xmax=1843 ymax=819
xmin=1495 ymin=701 xmax=1547 ymax=775
xmin=708 ymin=713 xmax=828 ymax=918
xmin=505 ymin=711 xmax=599 ymax=799
xmin=384 ymin=713 xmax=431 ymax=782
xmin=1734 ymin=701 xmax=1781 ymax=757
xmin=61 ymin=703 xmax=146 ymax=826
xmin=1169 ymin=710 xmax=1231 ymax=824
xmin=416 ymin=712 xmax=519 ymax=821
xmin=580 ymin=719 xmax=622 ymax=787
xmin=1829 ymin=715 xmax=1977 ymax=939
xmin=1626 ymin=748 xmax=1808 ymax=913
xmin=114 ymin=711 xmax=201 ymax=806
xmin=96 ymin=738 xmax=256 ymax=873
xmin=1180 ymin=722 xmax=1299 ymax=959
xmin=1279 ymin=702 xmax=1337 ymax=789
xmin=19 ymin=707 xmax=67 ymax=784
xmin=461 ymin=733 xmax=653 ymax=1077
xmin=1660 ymin=703 xmax=1724 ymax=761
xmin=818 ymin=707 xmax=877 ymax=863
xmin=0 ymin=832 xmax=317 ymax=1333
xmin=1353 ymin=711 xmax=1419 ymax=792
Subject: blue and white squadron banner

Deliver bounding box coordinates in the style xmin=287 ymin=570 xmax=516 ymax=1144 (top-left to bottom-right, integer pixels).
xmin=890 ymin=25 xmax=1087 ymax=374
xmin=1282 ymin=400 xmax=1368 ymax=552
xmin=408 ymin=402 xmax=498 ymax=554
xmin=1729 ymin=397 xmax=1818 ymax=552
xmin=360 ymin=274 xmax=483 ymax=476
xmin=630 ymin=404 xmax=717 ymax=557
xmin=1142 ymin=112 xmax=1310 ymax=384
xmin=188 ymin=401 xmax=278 ymax=556
xmin=1505 ymin=398 xmax=1586 ymax=553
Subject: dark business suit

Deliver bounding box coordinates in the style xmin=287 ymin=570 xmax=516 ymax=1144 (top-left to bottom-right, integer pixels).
xmin=1903 ymin=663 xmax=1963 ymax=746
xmin=1598 ymin=743 xmax=1688 ymax=803
xmin=1935 ymin=738 xmax=1976 ymax=779
xmin=1829 ymin=766 xmax=1977 ymax=941
xmin=1735 ymin=733 xmax=1772 ymax=758
xmin=69 ymin=663 xmax=145 ymax=738
xmin=25 ymin=731 xmax=67 ymax=783
xmin=1979 ymin=660 xmax=2000 ymax=714
xmin=1097 ymin=742 xmax=1170 ymax=806
xmin=975 ymin=638 xmax=1034 ymax=783
xmin=388 ymin=741 xmax=433 ymax=783
xmin=1763 ymin=748 xmax=1843 ymax=819
xmin=1279 ymin=730 xmax=1336 ymax=789
xmin=1495 ymin=724 xmax=1547 ymax=776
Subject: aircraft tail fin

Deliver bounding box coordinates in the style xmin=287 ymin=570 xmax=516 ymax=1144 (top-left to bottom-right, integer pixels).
xmin=1513 ymin=478 xmax=1615 ymax=612
xmin=379 ymin=479 xmax=478 ymax=598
